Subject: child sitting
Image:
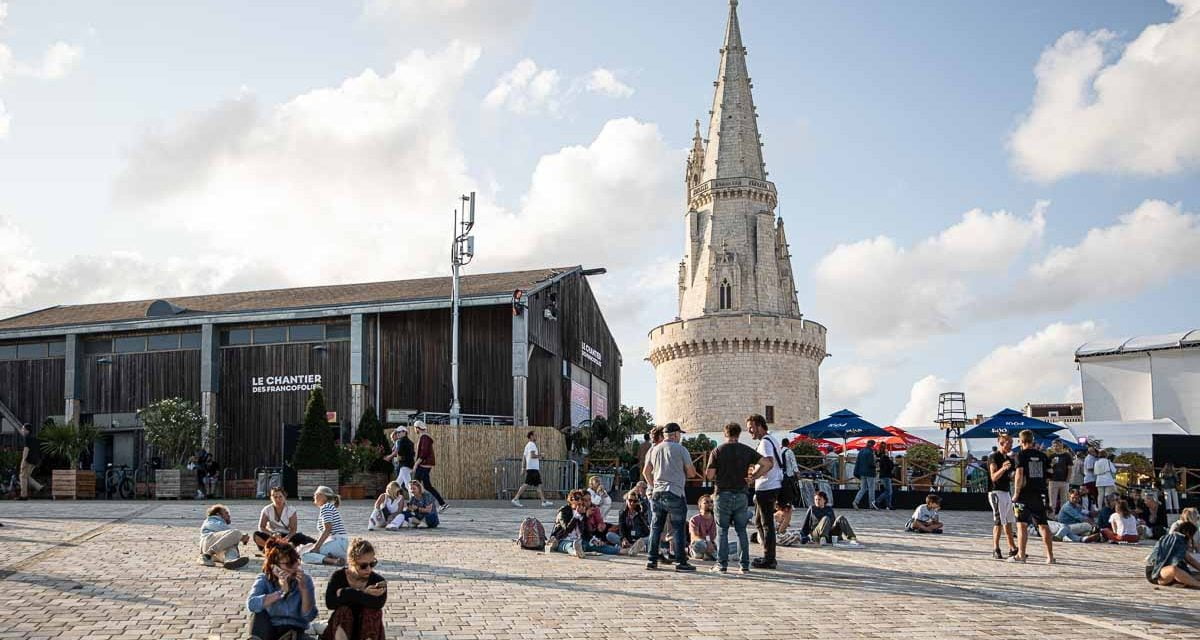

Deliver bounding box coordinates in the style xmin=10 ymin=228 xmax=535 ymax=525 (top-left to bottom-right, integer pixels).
xmin=906 ymin=494 xmax=944 ymax=533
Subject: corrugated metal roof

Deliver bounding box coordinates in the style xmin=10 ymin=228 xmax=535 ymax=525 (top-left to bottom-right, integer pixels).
xmin=1076 ymin=328 xmax=1200 ymax=358
xmin=0 ymin=267 xmax=574 ymax=333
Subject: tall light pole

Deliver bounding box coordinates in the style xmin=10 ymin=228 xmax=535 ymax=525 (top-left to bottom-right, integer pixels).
xmin=449 ymin=192 xmax=475 ymax=426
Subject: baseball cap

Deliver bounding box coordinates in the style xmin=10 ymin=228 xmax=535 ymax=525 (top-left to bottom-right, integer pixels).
xmin=663 ymin=423 xmax=685 ymax=434
xmin=395 ymin=426 xmax=407 ymax=434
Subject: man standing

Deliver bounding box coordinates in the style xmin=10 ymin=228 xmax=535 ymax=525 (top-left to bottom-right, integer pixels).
xmin=1046 ymin=441 xmax=1073 ymax=514
xmin=705 ymin=422 xmax=770 ymax=573
xmin=642 ymin=422 xmax=699 ymax=571
xmin=1012 ymin=429 xmax=1055 ymax=564
xmin=876 ymin=443 xmax=895 ymax=510
xmin=852 ymin=440 xmax=878 ymax=510
xmin=18 ymin=423 xmax=44 ymax=500
xmin=385 ymin=426 xmax=416 ymax=487
xmin=412 ymin=421 xmax=448 ymax=512
xmin=1082 ymin=445 xmax=1098 ymax=508
xmin=512 ymin=430 xmax=553 ymax=507
xmin=746 ymin=414 xmax=782 ymax=570
xmin=988 ymin=434 xmax=1018 ymax=560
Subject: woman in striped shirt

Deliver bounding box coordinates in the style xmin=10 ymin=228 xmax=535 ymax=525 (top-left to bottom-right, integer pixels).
xmin=302 ymin=485 xmax=349 ymax=566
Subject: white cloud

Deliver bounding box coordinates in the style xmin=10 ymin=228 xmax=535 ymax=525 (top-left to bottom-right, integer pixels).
xmin=893 ymin=375 xmax=948 ymax=427
xmin=1011 ymin=0 xmax=1200 ymax=181
xmin=0 ymin=98 xmax=9 ymax=139
xmin=33 ymin=41 xmax=83 ymax=80
xmin=585 ymin=68 xmax=634 ymax=98
xmin=1023 ymin=199 xmax=1200 ymax=309
xmin=892 ymin=321 xmax=1099 ymax=427
xmin=0 ymin=2 xmax=83 ymax=139
xmin=813 ymin=203 xmax=1046 ymax=348
xmin=483 ymin=58 xmax=561 ymax=115
xmin=821 ymin=363 xmax=879 ymax=412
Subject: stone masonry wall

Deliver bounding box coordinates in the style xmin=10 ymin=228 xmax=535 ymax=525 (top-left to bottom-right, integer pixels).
xmin=648 ymin=314 xmax=825 ymax=431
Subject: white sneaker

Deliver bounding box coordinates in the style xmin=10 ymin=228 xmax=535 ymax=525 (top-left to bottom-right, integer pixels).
xmin=511 ymin=499 xmax=523 ymax=507
xmin=367 ymin=525 xmax=375 ymax=531
xmin=195 ymin=490 xmax=205 ymax=500
xmin=386 ymin=521 xmax=402 ymax=531
xmin=439 ymin=503 xmax=450 ymax=513
xmin=541 ymin=500 xmax=554 ymax=507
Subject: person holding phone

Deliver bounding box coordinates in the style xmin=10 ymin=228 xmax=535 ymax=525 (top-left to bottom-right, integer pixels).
xmin=322 ymin=538 xmax=387 ymax=640
xmin=246 ymin=539 xmax=318 ymax=640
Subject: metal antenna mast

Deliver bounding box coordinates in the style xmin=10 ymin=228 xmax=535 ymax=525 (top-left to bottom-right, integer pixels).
xmin=449 ymin=192 xmax=475 ymax=426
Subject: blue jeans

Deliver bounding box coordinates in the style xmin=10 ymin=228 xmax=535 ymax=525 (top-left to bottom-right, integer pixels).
xmin=854 ymin=476 xmax=876 ymax=507
xmin=410 ymin=510 xmax=439 ymax=528
xmin=714 ymin=491 xmax=751 ymax=569
xmin=584 ymin=539 xmax=621 ymax=555
xmin=649 ymin=491 xmax=688 ymax=564
xmin=877 ymin=477 xmax=893 ymax=509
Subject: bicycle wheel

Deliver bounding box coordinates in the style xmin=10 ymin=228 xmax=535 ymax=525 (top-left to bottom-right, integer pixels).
xmin=119 ymin=477 xmax=134 ymax=500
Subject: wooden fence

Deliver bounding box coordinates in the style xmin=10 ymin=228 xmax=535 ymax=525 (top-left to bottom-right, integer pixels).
xmin=399 ymin=424 xmax=566 ymax=500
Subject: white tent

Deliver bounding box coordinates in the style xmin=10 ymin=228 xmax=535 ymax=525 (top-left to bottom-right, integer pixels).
xmin=1065 ymin=419 xmax=1188 ymax=456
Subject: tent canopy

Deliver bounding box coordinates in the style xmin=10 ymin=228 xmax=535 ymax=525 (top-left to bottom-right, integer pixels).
xmin=792 ymin=409 xmax=890 ymax=441
xmin=961 ymin=408 xmax=1065 ymax=439
xmin=842 ymin=426 xmax=935 ymax=452
xmin=1066 ymin=419 xmax=1187 ymax=455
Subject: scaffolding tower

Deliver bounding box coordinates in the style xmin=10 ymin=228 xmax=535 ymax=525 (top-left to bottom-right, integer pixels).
xmin=936 ymin=392 xmax=968 ymax=457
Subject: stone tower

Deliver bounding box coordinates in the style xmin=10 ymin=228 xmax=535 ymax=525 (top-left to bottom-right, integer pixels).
xmin=648 ymin=0 xmax=827 ymax=432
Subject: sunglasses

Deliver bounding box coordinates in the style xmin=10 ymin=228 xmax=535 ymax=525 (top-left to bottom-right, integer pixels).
xmin=356 ymin=560 xmax=378 ymax=571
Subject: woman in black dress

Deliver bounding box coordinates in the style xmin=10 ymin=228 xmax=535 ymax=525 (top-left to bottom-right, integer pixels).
xmin=321 ymin=538 xmax=387 ymax=640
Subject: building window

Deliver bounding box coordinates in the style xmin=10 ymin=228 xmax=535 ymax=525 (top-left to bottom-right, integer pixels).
xmin=47 ymin=341 xmax=66 ymax=357
xmin=84 ymin=339 xmax=112 ymax=355
xmin=252 ymin=327 xmax=287 ymax=344
xmin=719 ymin=279 xmax=732 ymax=310
xmin=765 ymin=405 xmax=775 ymax=424
xmin=16 ymin=343 xmax=48 ymax=359
xmin=289 ymin=324 xmax=325 ymax=342
xmin=180 ymin=332 xmax=202 ymax=349
xmin=147 ymin=334 xmax=181 ymax=351
xmin=325 ymin=324 xmax=351 ymax=340
xmin=113 ymin=336 xmax=147 ymax=353
xmin=0 ymin=345 xmax=15 ymax=360
xmin=221 ymin=329 xmax=252 ymax=346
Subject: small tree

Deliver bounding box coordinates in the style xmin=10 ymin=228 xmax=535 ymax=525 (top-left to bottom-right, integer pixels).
xmin=789 ymin=438 xmax=821 ymax=460
xmin=139 ymin=398 xmax=204 ymax=468
xmin=293 ymin=387 xmax=338 ymax=469
xmin=618 ymin=405 xmax=655 ymax=437
xmin=1115 ymin=451 xmax=1154 ymax=487
xmin=905 ymin=443 xmax=942 ymax=480
xmin=39 ymin=422 xmax=100 ymax=470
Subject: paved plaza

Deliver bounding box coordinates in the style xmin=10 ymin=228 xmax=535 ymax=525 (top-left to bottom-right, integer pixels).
xmin=0 ymin=499 xmax=1196 ymax=639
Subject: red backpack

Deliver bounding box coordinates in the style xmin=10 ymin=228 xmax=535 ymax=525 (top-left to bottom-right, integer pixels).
xmin=517 ymin=517 xmax=547 ymax=550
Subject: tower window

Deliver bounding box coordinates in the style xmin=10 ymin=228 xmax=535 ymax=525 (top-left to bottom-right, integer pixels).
xmin=719 ymin=279 xmax=732 ymax=310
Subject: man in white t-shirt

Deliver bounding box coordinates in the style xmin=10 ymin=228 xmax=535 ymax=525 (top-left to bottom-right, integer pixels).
xmin=747 ymin=414 xmax=781 ymax=570
xmin=512 ymin=431 xmax=553 ymax=507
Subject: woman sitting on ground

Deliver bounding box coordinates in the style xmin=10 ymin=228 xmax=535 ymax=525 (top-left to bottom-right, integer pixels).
xmin=583 ymin=502 xmax=620 ymax=554
xmin=689 ymin=494 xmax=726 ymax=559
xmin=1145 ymin=521 xmax=1200 ymax=589
xmin=587 ymin=476 xmax=613 ymax=520
xmin=1141 ymin=493 xmax=1169 ymax=540
xmin=1103 ymin=499 xmax=1141 ymax=543
xmin=302 ymin=486 xmax=349 ymax=565
xmin=405 ymin=480 xmax=439 ymax=528
xmin=798 ymin=491 xmax=859 ymax=544
xmin=905 ymin=494 xmax=943 ymax=534
xmin=612 ymin=489 xmax=649 ymax=556
xmin=1169 ymin=508 xmax=1200 ymax=562
xmin=547 ymin=489 xmax=595 ymax=558
xmin=255 ymin=487 xmax=317 ymax=552
xmin=246 ymin=539 xmax=318 ymax=640
xmin=322 ymin=538 xmax=387 ymax=640
xmin=368 ymin=482 xmax=408 ymax=531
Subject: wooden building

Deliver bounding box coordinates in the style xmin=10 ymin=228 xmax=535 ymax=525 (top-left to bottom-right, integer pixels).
xmin=0 ymin=266 xmax=620 ymax=476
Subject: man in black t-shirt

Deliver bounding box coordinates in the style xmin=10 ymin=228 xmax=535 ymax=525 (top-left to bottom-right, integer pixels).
xmin=987 ymin=434 xmax=1017 ymax=560
xmin=1013 ymin=429 xmax=1055 ymax=564
xmin=1046 ymin=441 xmax=1073 ymax=514
xmin=705 ymin=422 xmax=770 ymax=573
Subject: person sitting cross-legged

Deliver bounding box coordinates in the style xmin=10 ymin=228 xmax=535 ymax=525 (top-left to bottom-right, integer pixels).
xmin=200 ymin=504 xmax=251 ymax=569
xmin=689 ymin=494 xmax=735 ymax=560
xmin=797 ymin=491 xmax=858 ymax=545
xmin=255 ymin=487 xmax=318 ymax=553
xmin=405 ymin=480 xmax=439 ymax=529
xmin=1145 ymin=521 xmax=1200 ymax=589
xmin=1103 ymin=499 xmax=1142 ymax=543
xmin=321 ymin=538 xmax=387 ymax=640
xmin=905 ymin=494 xmax=944 ymax=534
xmin=546 ymin=489 xmax=593 ymax=558
xmin=611 ymin=490 xmax=650 ymax=556
xmin=368 ymin=482 xmax=408 ymax=532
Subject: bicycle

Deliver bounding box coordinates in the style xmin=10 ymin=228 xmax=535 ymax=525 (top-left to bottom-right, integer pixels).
xmin=105 ymin=463 xmax=134 ymax=500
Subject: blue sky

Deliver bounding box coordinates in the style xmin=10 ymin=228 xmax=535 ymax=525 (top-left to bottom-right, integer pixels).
xmin=2 ymin=0 xmax=1198 ymax=427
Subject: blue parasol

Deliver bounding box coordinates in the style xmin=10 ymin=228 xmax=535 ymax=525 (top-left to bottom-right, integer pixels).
xmin=960 ymin=408 xmax=1065 ymax=439
xmin=792 ymin=409 xmax=891 ymax=441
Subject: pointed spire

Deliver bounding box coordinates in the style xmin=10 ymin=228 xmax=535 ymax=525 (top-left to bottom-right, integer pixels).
xmin=701 ymin=0 xmax=765 ymax=181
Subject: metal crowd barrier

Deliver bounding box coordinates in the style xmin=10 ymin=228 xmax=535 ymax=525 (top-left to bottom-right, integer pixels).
xmin=494 ymin=457 xmax=578 ymax=500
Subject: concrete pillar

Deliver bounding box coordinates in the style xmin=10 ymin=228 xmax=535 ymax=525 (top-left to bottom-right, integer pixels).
xmin=63 ymin=334 xmax=83 ymax=425
xmin=350 ymin=314 xmax=368 ymax=438
xmin=512 ymin=310 xmax=529 ymax=427
xmin=200 ymin=324 xmax=220 ymax=450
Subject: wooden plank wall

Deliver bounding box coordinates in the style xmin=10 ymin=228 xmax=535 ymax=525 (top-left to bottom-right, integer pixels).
xmin=218 ymin=341 xmax=351 ymax=475
xmin=415 ymin=424 xmax=567 ymax=499
xmin=82 ymin=351 xmax=201 ymax=413
xmin=377 ymin=307 xmax=512 ymax=417
xmin=0 ymin=358 xmax=65 ymax=427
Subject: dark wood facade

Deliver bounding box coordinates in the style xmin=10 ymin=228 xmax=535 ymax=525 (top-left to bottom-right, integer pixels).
xmin=0 ymin=358 xmax=65 ymax=428
xmin=82 ymin=350 xmax=201 ymax=413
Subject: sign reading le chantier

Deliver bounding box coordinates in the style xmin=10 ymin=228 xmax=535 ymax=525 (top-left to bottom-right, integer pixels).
xmin=251 ymin=374 xmax=322 ymax=394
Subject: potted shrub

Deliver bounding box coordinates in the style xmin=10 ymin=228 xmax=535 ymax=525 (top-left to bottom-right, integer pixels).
xmin=40 ymin=422 xmax=100 ymax=499
xmin=905 ymin=443 xmax=942 ymax=492
xmin=337 ymin=440 xmax=379 ymax=500
xmin=350 ymin=407 xmax=390 ymax=496
xmin=293 ymin=387 xmax=339 ymax=498
xmin=139 ymin=397 xmax=204 ymax=499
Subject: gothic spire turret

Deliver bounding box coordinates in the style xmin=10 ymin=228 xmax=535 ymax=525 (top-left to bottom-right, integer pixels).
xmin=701 ymin=0 xmax=765 ymax=182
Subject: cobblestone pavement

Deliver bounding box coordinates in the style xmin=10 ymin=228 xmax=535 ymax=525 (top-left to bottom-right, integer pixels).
xmin=0 ymin=500 xmax=1196 ymax=639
